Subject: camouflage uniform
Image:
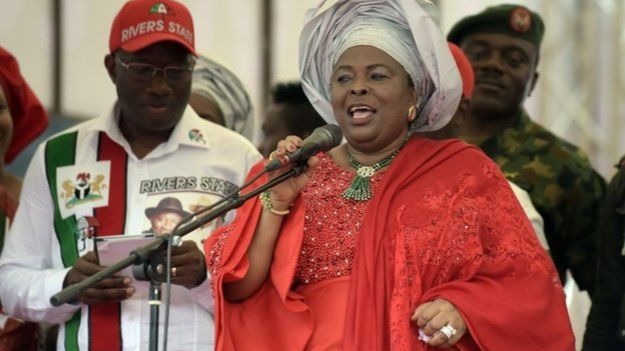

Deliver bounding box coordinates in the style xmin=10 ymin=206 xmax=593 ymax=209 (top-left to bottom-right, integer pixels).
xmin=583 ymin=155 xmax=625 ymax=351
xmin=464 ymin=110 xmax=606 ymax=293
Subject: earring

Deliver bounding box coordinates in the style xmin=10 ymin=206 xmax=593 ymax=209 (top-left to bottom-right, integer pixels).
xmin=407 ymin=105 xmax=417 ymax=122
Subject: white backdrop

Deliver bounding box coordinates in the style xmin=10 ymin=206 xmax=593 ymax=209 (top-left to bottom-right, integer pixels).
xmin=0 ymin=0 xmax=53 ymax=109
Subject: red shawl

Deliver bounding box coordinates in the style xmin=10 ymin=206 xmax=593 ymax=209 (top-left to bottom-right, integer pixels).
xmin=205 ymin=137 xmax=574 ymax=350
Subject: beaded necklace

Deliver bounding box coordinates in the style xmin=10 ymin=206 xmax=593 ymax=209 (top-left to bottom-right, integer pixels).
xmin=342 ymin=148 xmax=400 ymax=201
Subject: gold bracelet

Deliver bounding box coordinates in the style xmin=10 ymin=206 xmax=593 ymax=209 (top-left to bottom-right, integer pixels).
xmin=259 ymin=191 xmax=290 ymax=216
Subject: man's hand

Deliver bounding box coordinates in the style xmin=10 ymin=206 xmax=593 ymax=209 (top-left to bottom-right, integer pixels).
xmin=169 ymin=241 xmax=207 ymax=289
xmin=63 ymin=251 xmax=135 ymax=305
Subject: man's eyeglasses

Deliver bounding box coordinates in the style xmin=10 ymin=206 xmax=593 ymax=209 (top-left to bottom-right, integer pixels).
xmin=115 ymin=56 xmax=193 ymax=83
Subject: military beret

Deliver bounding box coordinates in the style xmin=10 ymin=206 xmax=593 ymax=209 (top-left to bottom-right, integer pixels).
xmin=447 ymin=4 xmax=545 ymax=48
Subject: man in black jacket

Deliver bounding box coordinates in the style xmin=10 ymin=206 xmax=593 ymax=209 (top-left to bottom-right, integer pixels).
xmin=584 ymin=156 xmax=625 ymax=350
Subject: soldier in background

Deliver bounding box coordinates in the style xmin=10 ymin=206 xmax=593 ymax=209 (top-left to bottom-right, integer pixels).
xmin=583 ymin=156 xmax=625 ymax=350
xmin=447 ymin=4 xmax=606 ymax=294
xmin=429 ymin=42 xmax=549 ymax=251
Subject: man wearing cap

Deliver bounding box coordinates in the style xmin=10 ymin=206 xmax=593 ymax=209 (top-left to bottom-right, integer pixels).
xmin=0 ymin=0 xmax=261 ymax=350
xmin=447 ymin=4 xmax=606 ymax=295
xmin=430 ymin=42 xmax=549 ymax=251
xmin=143 ymin=197 xmax=190 ymax=236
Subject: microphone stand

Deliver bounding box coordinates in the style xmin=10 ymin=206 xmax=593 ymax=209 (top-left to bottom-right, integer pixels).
xmin=131 ymin=240 xmax=171 ymax=351
xmin=149 ymin=281 xmax=161 ymax=350
xmin=50 ymin=164 xmax=308 ymax=351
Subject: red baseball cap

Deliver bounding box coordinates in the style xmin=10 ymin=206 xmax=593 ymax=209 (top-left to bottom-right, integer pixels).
xmin=447 ymin=43 xmax=474 ymax=99
xmin=109 ymin=0 xmax=197 ymax=56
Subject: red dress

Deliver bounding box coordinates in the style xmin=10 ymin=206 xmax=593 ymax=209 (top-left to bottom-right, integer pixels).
xmin=205 ymin=137 xmax=575 ymax=350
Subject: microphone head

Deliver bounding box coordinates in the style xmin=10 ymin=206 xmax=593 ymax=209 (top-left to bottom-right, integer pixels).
xmin=264 ymin=124 xmax=343 ymax=172
xmin=322 ymin=124 xmax=343 ymax=147
xmin=302 ymin=124 xmax=343 ymax=153
xmin=300 ymin=124 xmax=342 ymax=158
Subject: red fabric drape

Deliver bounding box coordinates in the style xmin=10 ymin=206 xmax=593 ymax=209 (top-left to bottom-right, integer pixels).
xmin=206 ymin=137 xmax=575 ymax=351
xmin=0 ymin=46 xmax=49 ymax=164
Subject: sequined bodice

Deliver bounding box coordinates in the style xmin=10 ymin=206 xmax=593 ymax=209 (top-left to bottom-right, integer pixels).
xmin=296 ymin=153 xmax=387 ymax=285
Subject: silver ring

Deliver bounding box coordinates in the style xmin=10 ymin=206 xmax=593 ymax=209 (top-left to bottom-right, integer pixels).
xmin=439 ymin=325 xmax=457 ymax=339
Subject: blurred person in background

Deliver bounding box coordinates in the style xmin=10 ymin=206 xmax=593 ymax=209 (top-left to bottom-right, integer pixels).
xmin=0 ymin=45 xmax=49 ymax=351
xmin=448 ymin=3 xmax=606 ymax=296
xmin=583 ymin=155 xmax=625 ymax=350
xmin=258 ymin=81 xmax=326 ymax=157
xmin=190 ymin=55 xmax=255 ymax=141
xmin=429 ymin=42 xmax=548 ymax=250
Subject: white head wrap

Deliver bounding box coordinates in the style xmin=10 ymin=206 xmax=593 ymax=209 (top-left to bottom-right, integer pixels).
xmin=299 ymin=0 xmax=461 ymax=132
xmin=192 ymin=55 xmax=254 ymax=139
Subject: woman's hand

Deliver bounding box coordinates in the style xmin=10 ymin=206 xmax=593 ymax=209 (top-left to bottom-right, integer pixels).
xmin=411 ymin=298 xmax=467 ymax=348
xmin=266 ymin=136 xmax=319 ymax=210
xmin=223 ymin=136 xmax=320 ymax=302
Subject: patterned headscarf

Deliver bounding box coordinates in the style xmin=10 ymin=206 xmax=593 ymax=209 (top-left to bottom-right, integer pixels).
xmin=191 ymin=55 xmax=254 ymax=139
xmin=299 ymin=0 xmax=461 ymax=132
xmin=0 ymin=46 xmax=49 ymax=164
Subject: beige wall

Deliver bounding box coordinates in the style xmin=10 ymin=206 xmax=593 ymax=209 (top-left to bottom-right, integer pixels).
xmin=0 ymin=0 xmax=53 ymax=108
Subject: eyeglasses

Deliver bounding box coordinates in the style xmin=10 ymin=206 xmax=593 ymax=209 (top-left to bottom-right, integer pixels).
xmin=115 ymin=56 xmax=193 ymax=83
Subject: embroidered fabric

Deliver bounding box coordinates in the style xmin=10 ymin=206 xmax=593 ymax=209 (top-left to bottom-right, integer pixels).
xmin=207 ymin=228 xmax=232 ymax=298
xmin=204 ymin=139 xmax=572 ymax=351
xmin=206 ymin=158 xmax=554 ymax=300
xmin=385 ymin=161 xmax=555 ymax=350
xmin=297 ymin=153 xmax=386 ymax=284
xmin=206 ymin=153 xmax=388 ymax=290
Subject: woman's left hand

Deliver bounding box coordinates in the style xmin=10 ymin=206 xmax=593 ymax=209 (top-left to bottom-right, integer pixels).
xmin=411 ymin=298 xmax=467 ymax=348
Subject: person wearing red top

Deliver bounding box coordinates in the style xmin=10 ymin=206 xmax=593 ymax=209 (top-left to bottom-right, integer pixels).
xmin=0 ymin=45 xmax=49 ymax=351
xmin=205 ymin=1 xmax=574 ymax=350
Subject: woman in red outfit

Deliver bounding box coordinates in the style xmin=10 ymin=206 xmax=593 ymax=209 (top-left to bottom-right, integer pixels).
xmin=205 ymin=1 xmax=575 ymax=350
xmin=0 ymin=45 xmax=49 ymax=351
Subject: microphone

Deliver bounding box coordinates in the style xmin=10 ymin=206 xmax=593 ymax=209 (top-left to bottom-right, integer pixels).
xmin=264 ymin=124 xmax=342 ymax=172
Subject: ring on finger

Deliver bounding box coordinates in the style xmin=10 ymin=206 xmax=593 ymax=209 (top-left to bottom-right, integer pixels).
xmin=439 ymin=324 xmax=457 ymax=339
xmin=171 ymin=266 xmax=177 ymax=277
